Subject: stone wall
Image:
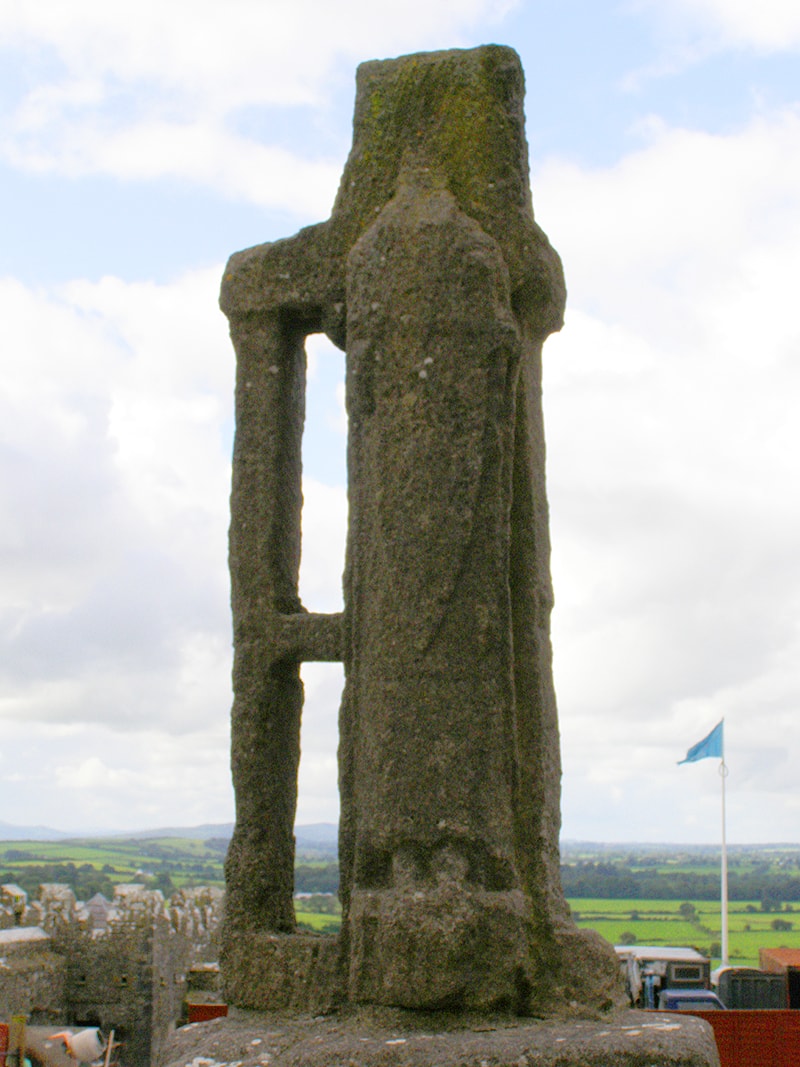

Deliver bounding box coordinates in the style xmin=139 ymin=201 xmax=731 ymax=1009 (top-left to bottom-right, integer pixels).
xmin=0 ymin=927 xmax=65 ymax=1024
xmin=0 ymin=883 xmax=223 ymax=1067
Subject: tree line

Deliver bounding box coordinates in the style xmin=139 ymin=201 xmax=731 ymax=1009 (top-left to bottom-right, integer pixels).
xmin=296 ymin=862 xmax=800 ymax=903
xmin=1 ymin=862 xmax=117 ymax=901
xmin=7 ymin=855 xmax=800 ymax=907
xmin=285 ymin=861 xmax=800 ymax=902
xmin=561 ymin=861 xmax=800 ymax=905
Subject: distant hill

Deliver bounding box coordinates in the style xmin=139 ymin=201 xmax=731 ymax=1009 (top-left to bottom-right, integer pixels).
xmin=0 ymin=821 xmax=234 ymax=843
xmin=0 ymin=820 xmax=71 ymax=841
xmin=103 ymin=823 xmax=235 ymax=841
xmin=295 ymin=823 xmax=338 ymax=855
xmin=0 ymin=820 xmax=338 ymax=851
xmin=3 ymin=820 xmax=798 ymax=853
xmin=101 ymin=823 xmax=337 ymax=850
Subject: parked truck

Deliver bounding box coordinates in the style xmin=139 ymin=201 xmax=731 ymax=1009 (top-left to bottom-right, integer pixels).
xmin=616 ymin=944 xmax=800 ymax=1064
xmin=615 ymin=945 xmax=711 ymax=1008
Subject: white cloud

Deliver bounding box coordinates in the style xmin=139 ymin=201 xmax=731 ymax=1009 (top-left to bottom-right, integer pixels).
xmin=13 ymin=721 xmax=236 ymax=831
xmin=653 ymin=0 xmax=800 ymax=51
xmin=299 ymin=479 xmax=347 ymax=613
xmin=6 ymin=114 xmax=343 ymax=217
xmin=1 ymin=0 xmax=517 ymax=97
xmin=535 ymin=109 xmax=800 ymax=332
xmin=297 ymin=662 xmax=343 ymax=824
xmin=56 ymin=754 xmax=130 ymax=790
xmin=0 ymin=263 xmax=353 ymax=830
xmin=0 ymin=269 xmax=234 ymax=747
xmin=533 ymin=107 xmax=800 ymax=839
xmin=0 ymin=0 xmax=518 ymax=202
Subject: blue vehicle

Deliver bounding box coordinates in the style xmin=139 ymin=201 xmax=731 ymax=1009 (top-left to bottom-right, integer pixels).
xmin=658 ymin=988 xmax=727 ymax=1011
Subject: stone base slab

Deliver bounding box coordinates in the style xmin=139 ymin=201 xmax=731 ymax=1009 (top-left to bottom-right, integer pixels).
xmin=162 ymin=1008 xmax=720 ymax=1067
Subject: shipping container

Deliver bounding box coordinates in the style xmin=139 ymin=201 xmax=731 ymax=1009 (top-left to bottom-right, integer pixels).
xmin=759 ymin=948 xmax=800 ymax=1009
xmin=715 ymin=966 xmax=787 ymax=1009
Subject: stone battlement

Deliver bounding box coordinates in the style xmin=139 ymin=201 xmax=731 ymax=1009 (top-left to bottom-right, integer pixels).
xmin=0 ymin=883 xmax=223 ymax=1067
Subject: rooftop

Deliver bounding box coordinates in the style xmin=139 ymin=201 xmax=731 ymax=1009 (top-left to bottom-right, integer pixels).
xmin=615 ymin=945 xmax=708 ymax=962
xmin=0 ymin=926 xmax=49 ymax=945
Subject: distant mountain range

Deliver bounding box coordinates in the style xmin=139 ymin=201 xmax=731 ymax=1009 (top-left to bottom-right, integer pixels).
xmin=4 ymin=821 xmax=795 ymax=851
xmin=0 ymin=819 xmax=338 ymax=849
xmin=0 ymin=820 xmax=73 ymax=841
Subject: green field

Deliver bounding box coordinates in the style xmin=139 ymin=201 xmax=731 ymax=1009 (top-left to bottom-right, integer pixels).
xmin=1 ymin=837 xmax=225 ymax=867
xmin=5 ymin=836 xmax=800 ymax=969
xmin=294 ymin=909 xmax=341 ymax=933
xmin=568 ymin=897 xmax=800 ymax=967
xmin=297 ymin=898 xmax=800 ymax=962
xmin=0 ymin=836 xmax=226 ymax=895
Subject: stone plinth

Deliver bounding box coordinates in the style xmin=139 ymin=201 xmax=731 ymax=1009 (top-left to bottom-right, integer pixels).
xmin=162 ymin=1010 xmax=721 ymax=1067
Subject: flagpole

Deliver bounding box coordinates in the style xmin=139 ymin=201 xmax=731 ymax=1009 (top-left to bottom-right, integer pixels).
xmin=720 ymin=753 xmax=729 ymax=966
xmin=677 ymin=718 xmax=727 ymax=964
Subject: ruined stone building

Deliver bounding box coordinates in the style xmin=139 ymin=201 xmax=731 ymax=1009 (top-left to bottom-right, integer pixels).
xmin=0 ymin=883 xmax=223 ymax=1067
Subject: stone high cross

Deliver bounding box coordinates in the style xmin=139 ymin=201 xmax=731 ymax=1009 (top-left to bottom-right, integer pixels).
xmin=220 ymin=44 xmax=619 ymax=1015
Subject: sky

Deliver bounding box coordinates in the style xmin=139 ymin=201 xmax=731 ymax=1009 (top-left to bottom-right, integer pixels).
xmin=1 ymin=0 xmax=799 ymax=843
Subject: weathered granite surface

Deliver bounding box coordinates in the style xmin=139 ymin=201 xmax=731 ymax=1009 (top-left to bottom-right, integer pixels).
xmin=220 ymin=44 xmax=619 ymax=1015
xmin=162 ymin=1009 xmax=720 ymax=1067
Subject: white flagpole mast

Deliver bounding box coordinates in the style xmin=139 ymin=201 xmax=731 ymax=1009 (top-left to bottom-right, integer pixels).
xmin=678 ymin=718 xmax=728 ymax=965
xmin=720 ymin=729 xmax=729 ymax=966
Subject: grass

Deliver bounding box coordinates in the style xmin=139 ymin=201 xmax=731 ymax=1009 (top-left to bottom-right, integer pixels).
xmin=294 ymin=910 xmax=341 ymax=934
xmin=293 ymin=897 xmax=800 ymax=960
xmin=568 ymin=898 xmax=800 ymax=967
xmin=5 ymin=837 xmax=800 ymax=968
xmin=0 ymin=837 xmax=226 ymax=890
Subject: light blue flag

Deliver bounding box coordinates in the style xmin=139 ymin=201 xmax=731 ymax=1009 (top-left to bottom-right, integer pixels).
xmin=679 ymin=719 xmax=724 ymax=764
